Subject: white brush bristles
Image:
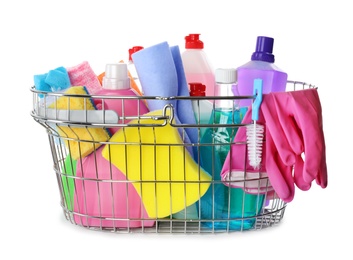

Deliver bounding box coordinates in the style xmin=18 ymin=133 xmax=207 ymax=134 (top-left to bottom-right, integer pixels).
xmin=246 ymin=122 xmax=264 ymax=169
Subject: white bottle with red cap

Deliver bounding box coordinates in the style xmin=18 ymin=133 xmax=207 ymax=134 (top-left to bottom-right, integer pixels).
xmin=189 ymin=82 xmax=213 ymax=138
xmin=181 ymin=34 xmax=215 ymax=97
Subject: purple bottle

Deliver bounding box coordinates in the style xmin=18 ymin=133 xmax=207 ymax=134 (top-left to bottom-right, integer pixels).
xmin=236 ymin=36 xmax=288 ymax=107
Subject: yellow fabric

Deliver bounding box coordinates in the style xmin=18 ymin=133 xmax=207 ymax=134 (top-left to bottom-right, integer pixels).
xmin=49 ymin=86 xmax=110 ymax=160
xmin=101 ymin=110 xmax=211 ymax=218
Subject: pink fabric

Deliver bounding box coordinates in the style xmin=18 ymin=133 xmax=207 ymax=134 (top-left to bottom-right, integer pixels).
xmin=221 ymin=88 xmax=327 ymax=202
xmin=73 ymin=146 xmax=155 ymax=228
xmin=220 ymin=109 xmax=276 ymax=197
xmin=67 ymin=61 xmax=102 ymax=94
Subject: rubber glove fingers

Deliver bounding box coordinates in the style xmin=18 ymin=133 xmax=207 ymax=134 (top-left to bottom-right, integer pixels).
xmin=315 ymin=146 xmax=328 ymax=188
xmin=288 ymin=89 xmax=327 ymax=184
xmin=293 ymin=154 xmax=312 ymax=191
xmin=265 ymin=128 xmax=295 ymax=202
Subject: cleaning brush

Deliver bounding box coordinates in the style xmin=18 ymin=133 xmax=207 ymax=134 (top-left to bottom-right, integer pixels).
xmin=246 ymin=79 xmax=264 ymax=169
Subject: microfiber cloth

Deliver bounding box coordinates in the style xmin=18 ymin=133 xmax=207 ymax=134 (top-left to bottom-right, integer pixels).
xmin=132 ymin=42 xmax=193 ymax=155
xmin=74 ymin=146 xmax=155 ymax=228
xmin=48 ymin=86 xmax=111 ymax=160
xmin=101 ymin=109 xmax=212 ymax=218
xmin=67 ymin=61 xmax=102 ymax=94
xmin=170 ymin=45 xmax=198 ymax=145
xmin=220 ymin=108 xmax=275 ymax=195
xmin=132 ymin=41 xmax=178 ymax=111
xmin=45 ymin=66 xmax=71 ymax=91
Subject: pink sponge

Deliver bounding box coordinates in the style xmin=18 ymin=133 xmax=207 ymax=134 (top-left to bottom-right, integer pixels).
xmin=67 ymin=61 xmax=102 ymax=94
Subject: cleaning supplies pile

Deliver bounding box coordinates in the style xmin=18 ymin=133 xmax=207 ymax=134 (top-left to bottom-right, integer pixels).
xmin=33 ymin=34 xmax=328 ymax=229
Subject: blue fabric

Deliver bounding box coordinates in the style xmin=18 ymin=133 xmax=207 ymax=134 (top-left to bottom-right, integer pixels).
xmin=170 ymin=45 xmax=198 ymax=158
xmin=132 ymin=41 xmax=196 ymax=157
xmin=132 ymin=41 xmax=178 ymax=111
xmin=45 ymin=66 xmax=71 ymax=91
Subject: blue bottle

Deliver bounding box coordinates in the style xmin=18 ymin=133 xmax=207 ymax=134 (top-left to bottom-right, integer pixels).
xmin=199 ymin=68 xmax=264 ymax=230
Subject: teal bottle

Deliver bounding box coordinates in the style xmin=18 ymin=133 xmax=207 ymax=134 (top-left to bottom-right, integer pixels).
xmin=199 ymin=68 xmax=264 ymax=230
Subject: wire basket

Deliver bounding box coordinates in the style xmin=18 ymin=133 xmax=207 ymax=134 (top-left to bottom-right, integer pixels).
xmin=30 ymin=81 xmax=315 ymax=234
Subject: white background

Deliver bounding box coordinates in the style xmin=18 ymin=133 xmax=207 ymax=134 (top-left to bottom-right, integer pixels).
xmin=1 ymin=0 xmax=351 ymax=259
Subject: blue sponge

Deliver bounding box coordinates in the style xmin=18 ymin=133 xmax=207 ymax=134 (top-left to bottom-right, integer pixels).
xmin=45 ymin=66 xmax=71 ymax=91
xmin=34 ymin=73 xmax=51 ymax=98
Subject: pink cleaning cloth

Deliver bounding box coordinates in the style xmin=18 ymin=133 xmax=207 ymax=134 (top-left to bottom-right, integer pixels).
xmin=73 ymin=146 xmax=155 ymax=228
xmin=220 ymin=108 xmax=275 ymax=196
xmin=221 ymin=88 xmax=327 ymax=202
xmin=67 ymin=61 xmax=102 ymax=94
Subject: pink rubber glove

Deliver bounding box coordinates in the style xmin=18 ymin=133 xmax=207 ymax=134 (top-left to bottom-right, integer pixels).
xmin=261 ymin=89 xmax=328 ymax=189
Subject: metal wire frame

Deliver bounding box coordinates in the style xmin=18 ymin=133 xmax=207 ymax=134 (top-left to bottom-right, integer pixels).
xmin=30 ymin=81 xmax=313 ymax=234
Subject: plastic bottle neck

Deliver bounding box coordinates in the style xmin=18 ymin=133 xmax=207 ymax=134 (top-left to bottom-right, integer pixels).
xmin=102 ymin=63 xmax=131 ymax=90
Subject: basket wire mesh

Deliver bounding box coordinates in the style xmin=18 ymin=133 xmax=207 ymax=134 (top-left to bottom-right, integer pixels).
xmin=30 ymin=81 xmax=314 ymax=234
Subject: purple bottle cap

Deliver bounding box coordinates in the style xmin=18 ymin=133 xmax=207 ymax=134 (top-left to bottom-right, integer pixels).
xmin=251 ymin=36 xmax=275 ymax=63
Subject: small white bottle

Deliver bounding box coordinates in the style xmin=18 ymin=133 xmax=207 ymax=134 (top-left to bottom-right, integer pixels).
xmin=181 ymin=34 xmax=215 ymax=97
xmin=189 ymin=82 xmax=213 ymax=139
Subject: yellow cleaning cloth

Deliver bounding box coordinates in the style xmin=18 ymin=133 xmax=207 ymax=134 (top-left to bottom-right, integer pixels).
xmin=101 ymin=110 xmax=211 ymax=218
xmin=49 ymin=86 xmax=110 ymax=160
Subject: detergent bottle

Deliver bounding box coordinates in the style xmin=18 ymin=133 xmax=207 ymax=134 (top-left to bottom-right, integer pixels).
xmin=189 ymin=82 xmax=213 ymax=139
xmin=236 ymin=36 xmax=288 ymax=107
xmin=199 ymin=68 xmax=263 ymax=230
xmin=181 ymin=33 xmax=215 ymax=97
xmin=94 ymin=63 xmax=149 ymax=134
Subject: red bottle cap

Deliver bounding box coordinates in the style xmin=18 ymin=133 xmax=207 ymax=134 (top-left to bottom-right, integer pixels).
xmin=129 ymin=46 xmax=144 ymax=61
xmin=185 ymin=34 xmax=204 ymax=49
xmin=189 ymin=82 xmax=206 ymax=96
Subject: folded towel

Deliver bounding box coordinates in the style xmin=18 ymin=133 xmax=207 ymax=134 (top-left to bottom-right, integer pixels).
xmin=67 ymin=61 xmax=102 ymax=94
xmin=48 ymin=86 xmax=111 ymax=160
xmin=45 ymin=66 xmax=71 ymax=91
xmin=101 ymin=109 xmax=212 ymax=218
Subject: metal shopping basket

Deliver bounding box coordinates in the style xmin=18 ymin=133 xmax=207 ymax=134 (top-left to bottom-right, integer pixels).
xmin=30 ymin=81 xmax=313 ymax=234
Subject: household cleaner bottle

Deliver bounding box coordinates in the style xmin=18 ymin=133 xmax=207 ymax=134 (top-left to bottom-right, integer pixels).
xmin=236 ymin=36 xmax=288 ymax=107
xmin=198 ymin=68 xmax=263 ymax=230
xmin=189 ymin=82 xmax=213 ymax=139
xmin=94 ymin=63 xmax=149 ymax=135
xmin=181 ymin=34 xmax=215 ymax=97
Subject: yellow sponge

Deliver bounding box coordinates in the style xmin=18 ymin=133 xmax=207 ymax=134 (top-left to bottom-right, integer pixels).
xmin=49 ymin=86 xmax=110 ymax=160
xmin=101 ymin=110 xmax=211 ymax=218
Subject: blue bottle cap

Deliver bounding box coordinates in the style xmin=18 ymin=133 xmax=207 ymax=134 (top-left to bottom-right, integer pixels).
xmin=251 ymin=36 xmax=275 ymax=63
